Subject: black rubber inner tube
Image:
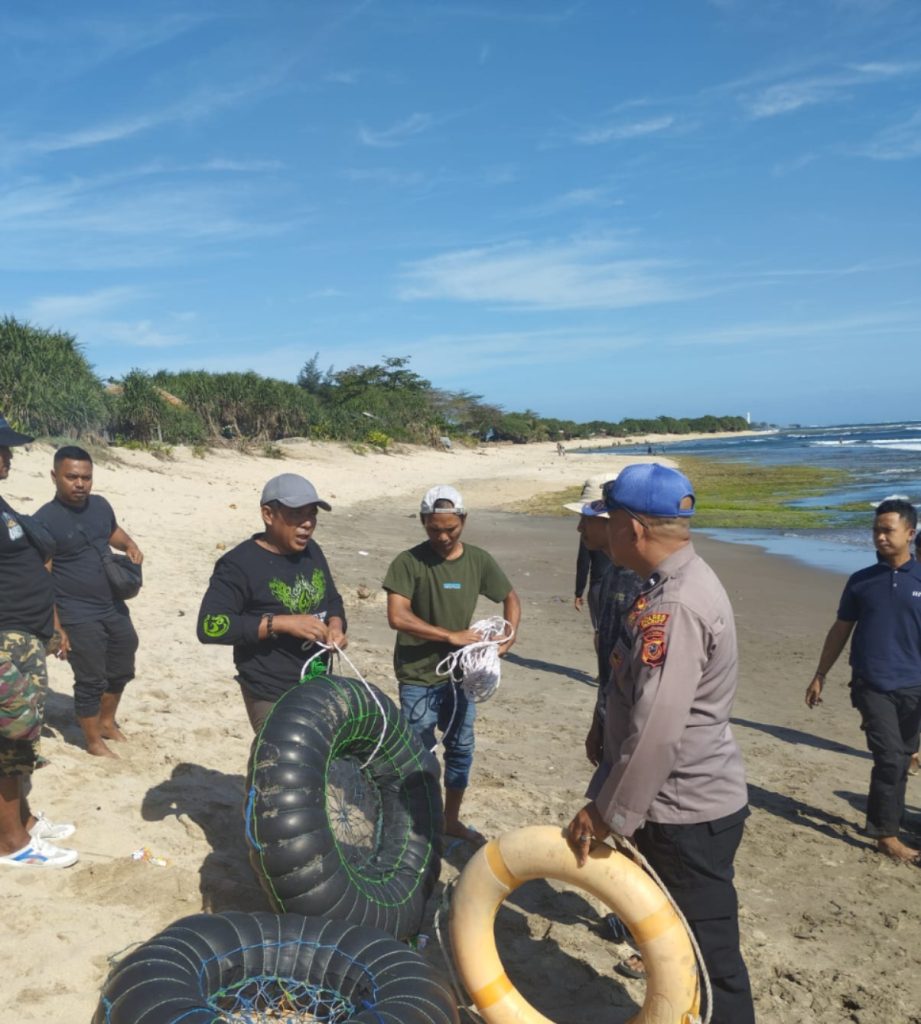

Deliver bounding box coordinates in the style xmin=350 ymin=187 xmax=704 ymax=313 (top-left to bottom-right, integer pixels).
xmin=93 ymin=911 xmax=460 ymax=1024
xmin=244 ymin=674 xmax=443 ymax=941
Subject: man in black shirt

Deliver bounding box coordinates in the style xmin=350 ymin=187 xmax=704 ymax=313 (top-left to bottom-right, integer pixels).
xmin=35 ymin=446 xmax=143 ymax=758
xmin=0 ymin=416 xmax=78 ymax=868
xmin=197 ymin=473 xmax=347 ymax=731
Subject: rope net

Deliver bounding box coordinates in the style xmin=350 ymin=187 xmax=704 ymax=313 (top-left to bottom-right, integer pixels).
xmin=186 ymin=939 xmax=377 ymax=1024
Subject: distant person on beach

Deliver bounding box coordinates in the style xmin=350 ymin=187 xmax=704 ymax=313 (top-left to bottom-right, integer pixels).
xmin=383 ymin=485 xmax=520 ymax=848
xmin=0 ymin=417 xmax=78 ymax=868
xmin=567 ymin=464 xmax=754 ymax=1024
xmin=806 ymin=498 xmax=921 ymax=863
xmin=35 ymin=446 xmax=143 ymax=759
xmin=197 ymin=473 xmax=346 ymax=732
xmin=564 ymin=477 xmax=643 ymax=765
xmin=566 ymin=478 xmax=613 ymax=634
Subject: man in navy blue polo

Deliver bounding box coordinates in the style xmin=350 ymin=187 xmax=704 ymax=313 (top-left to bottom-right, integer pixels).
xmin=806 ymin=498 xmax=921 ymax=863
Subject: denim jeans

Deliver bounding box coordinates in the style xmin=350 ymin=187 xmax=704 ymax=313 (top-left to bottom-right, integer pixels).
xmin=400 ymin=681 xmax=476 ymax=789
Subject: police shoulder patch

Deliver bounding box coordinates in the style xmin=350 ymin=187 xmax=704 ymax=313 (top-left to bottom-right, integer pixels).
xmin=639 ymin=612 xmax=669 ymax=667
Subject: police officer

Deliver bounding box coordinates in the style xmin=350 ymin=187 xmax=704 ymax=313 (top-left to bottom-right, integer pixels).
xmin=567 ymin=463 xmax=754 ymax=1024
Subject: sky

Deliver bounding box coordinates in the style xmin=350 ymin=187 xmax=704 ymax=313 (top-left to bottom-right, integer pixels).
xmin=1 ymin=0 xmax=919 ymax=427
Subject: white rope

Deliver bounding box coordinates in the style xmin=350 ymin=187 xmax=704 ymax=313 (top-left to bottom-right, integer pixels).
xmin=609 ymin=833 xmax=712 ymax=1024
xmin=430 ymin=617 xmax=514 ymax=755
xmin=300 ymin=642 xmax=388 ymax=770
xmin=435 ymin=616 xmax=514 ymax=703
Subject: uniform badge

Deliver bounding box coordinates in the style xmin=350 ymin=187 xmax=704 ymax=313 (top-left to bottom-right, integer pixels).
xmin=627 ymin=595 xmax=648 ymax=629
xmin=639 ymin=613 xmax=669 ymax=667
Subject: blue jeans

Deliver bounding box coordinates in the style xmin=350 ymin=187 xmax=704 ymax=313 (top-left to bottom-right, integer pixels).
xmin=400 ymin=682 xmax=476 ymax=789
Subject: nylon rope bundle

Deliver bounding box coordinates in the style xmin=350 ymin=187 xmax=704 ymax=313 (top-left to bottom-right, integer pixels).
xmin=435 ymin=616 xmax=514 ymax=703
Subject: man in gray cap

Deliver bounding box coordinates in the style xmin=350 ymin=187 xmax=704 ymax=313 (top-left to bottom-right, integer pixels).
xmin=197 ymin=473 xmax=346 ymax=730
xmin=0 ymin=415 xmax=78 ymax=868
xmin=566 ymin=464 xmax=753 ymax=1024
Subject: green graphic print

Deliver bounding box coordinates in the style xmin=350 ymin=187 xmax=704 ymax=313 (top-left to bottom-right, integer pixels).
xmin=202 ymin=614 xmax=230 ymax=638
xmin=269 ymin=569 xmax=326 ymax=614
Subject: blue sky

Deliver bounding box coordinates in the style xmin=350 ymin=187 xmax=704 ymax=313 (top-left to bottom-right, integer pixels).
xmin=2 ymin=0 xmax=919 ymax=427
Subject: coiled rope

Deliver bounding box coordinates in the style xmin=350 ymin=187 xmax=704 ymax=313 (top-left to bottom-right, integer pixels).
xmin=435 ymin=616 xmax=514 ymax=703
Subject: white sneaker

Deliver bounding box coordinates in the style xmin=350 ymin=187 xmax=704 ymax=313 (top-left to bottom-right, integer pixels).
xmin=0 ymin=837 xmax=79 ymax=869
xmin=28 ymin=812 xmax=76 ymax=842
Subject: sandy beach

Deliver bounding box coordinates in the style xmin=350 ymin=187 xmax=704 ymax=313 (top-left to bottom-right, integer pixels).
xmin=4 ymin=436 xmax=919 ymax=1024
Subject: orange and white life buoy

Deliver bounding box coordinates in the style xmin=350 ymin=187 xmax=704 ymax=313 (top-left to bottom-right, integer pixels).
xmin=449 ymin=825 xmax=700 ymax=1024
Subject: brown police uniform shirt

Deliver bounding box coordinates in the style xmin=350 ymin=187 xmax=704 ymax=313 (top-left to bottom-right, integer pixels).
xmin=587 ymin=541 xmax=748 ymax=837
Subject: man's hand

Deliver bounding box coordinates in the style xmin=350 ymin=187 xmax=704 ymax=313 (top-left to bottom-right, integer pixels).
xmin=50 ymin=627 xmax=70 ymax=660
xmin=447 ymin=628 xmax=483 ymax=647
xmin=125 ymin=543 xmax=144 ymax=565
xmin=327 ymin=619 xmax=348 ymax=650
xmin=278 ymin=614 xmax=329 ymax=645
xmin=566 ymin=802 xmax=611 ymax=867
xmin=574 ymin=595 xmax=584 ymax=612
xmin=805 ymin=675 xmax=824 ymax=708
xmin=585 ymin=715 xmax=603 ymax=766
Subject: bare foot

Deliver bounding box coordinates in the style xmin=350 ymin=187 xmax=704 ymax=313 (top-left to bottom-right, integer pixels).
xmin=877 ymin=836 xmax=919 ymax=863
xmin=100 ymin=723 xmax=127 ymax=741
xmin=86 ymin=739 xmax=119 ymax=759
xmin=444 ymin=822 xmax=487 ymax=848
xmin=615 ymin=953 xmax=646 ymax=979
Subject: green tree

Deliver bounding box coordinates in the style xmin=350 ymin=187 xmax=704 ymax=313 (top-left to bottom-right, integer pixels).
xmin=0 ymin=316 xmax=108 ymax=437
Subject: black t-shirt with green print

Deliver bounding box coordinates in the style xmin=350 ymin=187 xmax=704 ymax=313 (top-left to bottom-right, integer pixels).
xmin=197 ymin=536 xmax=346 ymax=701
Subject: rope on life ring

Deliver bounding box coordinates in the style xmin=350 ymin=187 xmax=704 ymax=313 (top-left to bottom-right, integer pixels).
xmin=92 ymin=911 xmax=460 ymax=1024
xmin=245 ymin=674 xmax=443 ymax=941
xmin=449 ymin=825 xmax=700 ymax=1024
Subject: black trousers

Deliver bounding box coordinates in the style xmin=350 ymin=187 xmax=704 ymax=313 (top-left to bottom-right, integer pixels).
xmin=850 ymin=679 xmax=921 ymax=837
xmin=66 ymin=610 xmax=138 ymax=718
xmin=634 ymin=807 xmax=755 ymax=1024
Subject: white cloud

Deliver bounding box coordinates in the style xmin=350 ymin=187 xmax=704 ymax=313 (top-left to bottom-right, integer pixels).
xmin=398 ymin=238 xmax=697 ymax=310
xmin=6 ymin=74 xmax=287 ymax=162
xmin=668 ymin=310 xmax=920 ymax=347
xmin=855 ymin=106 xmax=921 ymax=159
xmin=27 ymin=287 xmax=144 ymax=322
xmin=574 ymin=115 xmax=675 ymax=145
xmin=358 ymin=113 xmax=434 ymax=147
xmin=741 ymin=62 xmax=921 ymax=119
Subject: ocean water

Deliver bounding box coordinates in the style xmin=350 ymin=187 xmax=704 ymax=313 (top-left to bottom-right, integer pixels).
xmin=589 ymin=422 xmax=921 ymax=577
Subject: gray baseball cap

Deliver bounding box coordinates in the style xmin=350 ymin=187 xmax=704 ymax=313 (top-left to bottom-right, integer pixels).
xmin=260 ymin=473 xmax=331 ymax=511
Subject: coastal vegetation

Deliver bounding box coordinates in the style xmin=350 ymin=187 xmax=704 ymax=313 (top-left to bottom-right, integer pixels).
xmin=1 ymin=317 xmax=750 ymax=448
xmin=542 ymin=457 xmax=857 ymax=530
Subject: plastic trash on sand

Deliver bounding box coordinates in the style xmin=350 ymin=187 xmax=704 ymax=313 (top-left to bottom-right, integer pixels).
xmin=131 ymin=846 xmax=171 ymax=868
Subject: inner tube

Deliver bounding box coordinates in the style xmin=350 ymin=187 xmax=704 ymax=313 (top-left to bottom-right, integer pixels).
xmin=92 ymin=911 xmax=460 ymax=1024
xmin=245 ymin=674 xmax=442 ymax=940
xmin=449 ymin=825 xmax=700 ymax=1024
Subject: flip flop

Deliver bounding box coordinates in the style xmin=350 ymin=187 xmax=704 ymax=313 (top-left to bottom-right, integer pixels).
xmin=444 ymin=824 xmax=487 ymax=848
xmin=615 ymin=953 xmax=646 ymax=980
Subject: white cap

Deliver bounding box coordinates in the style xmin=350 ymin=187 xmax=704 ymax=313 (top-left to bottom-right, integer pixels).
xmin=563 ymin=473 xmax=617 ymax=514
xmin=420 ymin=485 xmax=465 ymax=515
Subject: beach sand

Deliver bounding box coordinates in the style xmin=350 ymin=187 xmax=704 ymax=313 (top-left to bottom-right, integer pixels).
xmin=4 ymin=438 xmax=919 ymax=1024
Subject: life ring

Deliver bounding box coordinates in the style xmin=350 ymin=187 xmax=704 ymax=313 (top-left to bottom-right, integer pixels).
xmin=92 ymin=911 xmax=460 ymax=1024
xmin=245 ymin=674 xmax=442 ymax=941
xmin=449 ymin=825 xmax=700 ymax=1024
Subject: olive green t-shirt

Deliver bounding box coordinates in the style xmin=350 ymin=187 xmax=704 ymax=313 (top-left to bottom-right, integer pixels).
xmin=383 ymin=541 xmax=513 ymax=687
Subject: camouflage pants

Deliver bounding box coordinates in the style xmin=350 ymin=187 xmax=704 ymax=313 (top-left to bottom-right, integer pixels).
xmin=0 ymin=630 xmax=47 ymax=777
